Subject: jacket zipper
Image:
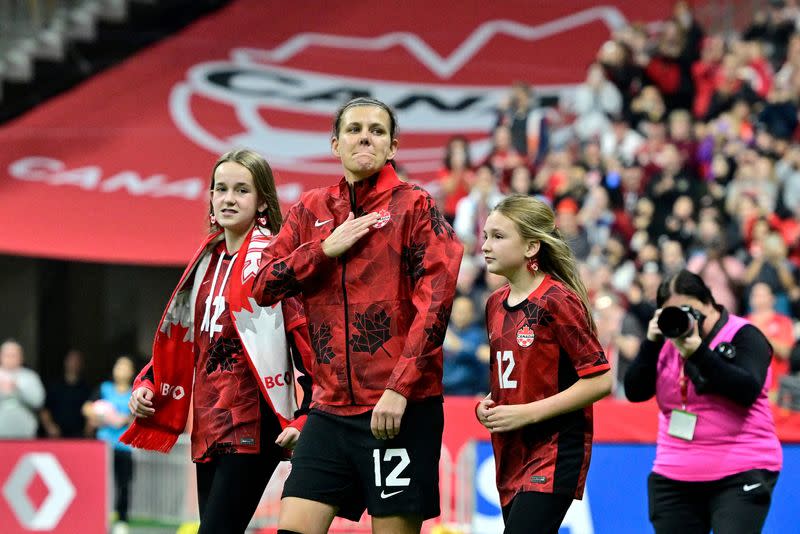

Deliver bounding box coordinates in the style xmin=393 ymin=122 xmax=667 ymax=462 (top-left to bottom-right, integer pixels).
xmin=342 ymin=183 xmax=357 ymax=405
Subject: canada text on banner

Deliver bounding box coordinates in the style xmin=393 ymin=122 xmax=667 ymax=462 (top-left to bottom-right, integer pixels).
xmin=0 ymin=0 xmax=672 ymax=265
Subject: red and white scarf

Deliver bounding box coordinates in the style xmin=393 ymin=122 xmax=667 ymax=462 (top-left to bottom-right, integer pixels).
xmin=120 ymin=227 xmax=298 ymax=452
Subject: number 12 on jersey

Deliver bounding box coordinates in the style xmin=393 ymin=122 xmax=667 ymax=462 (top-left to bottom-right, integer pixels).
xmin=496 ymin=350 xmax=517 ymax=389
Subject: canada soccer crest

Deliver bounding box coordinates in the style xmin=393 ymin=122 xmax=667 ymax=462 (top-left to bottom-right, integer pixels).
xmin=373 ymin=209 xmax=391 ymax=229
xmin=517 ymin=324 xmax=535 ymax=347
xmin=168 ymin=5 xmax=630 ymax=181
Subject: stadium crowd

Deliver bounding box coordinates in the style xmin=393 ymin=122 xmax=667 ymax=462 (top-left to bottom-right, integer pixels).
xmin=433 ymin=0 xmax=800 ymax=401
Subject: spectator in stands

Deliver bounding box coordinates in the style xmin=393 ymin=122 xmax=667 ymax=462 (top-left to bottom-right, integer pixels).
xmin=627 ymin=262 xmax=662 ymax=332
xmin=600 ymin=111 xmax=645 ymax=163
xmin=495 ymin=81 xmax=548 ymax=160
xmin=660 ymin=239 xmax=687 ymax=279
xmin=597 ymin=33 xmax=644 ymax=115
xmin=593 ymin=291 xmax=643 ymax=398
xmin=687 ymin=216 xmax=746 ymax=314
xmin=84 ymin=355 xmax=136 ymax=534
xmin=743 ymin=231 xmax=798 ymax=315
xmin=555 ymin=197 xmax=590 ymax=261
xmin=705 ymin=54 xmax=761 ymax=120
xmin=442 ymin=296 xmax=489 ymax=396
xmin=508 ymin=164 xmax=533 ymax=196
xmin=566 ymin=62 xmax=623 ymax=142
xmin=774 ymin=144 xmax=800 ymax=217
xmin=454 ymin=163 xmax=505 ymax=255
xmin=0 ymin=339 xmax=45 ymax=439
xmin=40 ymin=349 xmax=91 ymax=438
xmin=667 ymin=109 xmax=699 ymax=174
xmin=435 ymin=136 xmax=475 ymax=223
xmin=692 ymin=35 xmax=725 ymax=119
xmin=747 ymin=282 xmax=796 ymax=391
xmin=664 ymin=195 xmax=698 ymax=251
xmin=485 ymin=124 xmax=525 ymax=190
xmin=742 ymin=0 xmax=796 ymax=70
xmin=624 ymin=270 xmax=782 ymax=534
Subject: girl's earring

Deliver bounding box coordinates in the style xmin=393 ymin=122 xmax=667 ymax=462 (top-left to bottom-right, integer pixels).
xmin=209 ymin=213 xmax=217 ymax=225
xmin=257 ymin=212 xmax=267 ymax=227
xmin=527 ymin=256 xmax=539 ymax=273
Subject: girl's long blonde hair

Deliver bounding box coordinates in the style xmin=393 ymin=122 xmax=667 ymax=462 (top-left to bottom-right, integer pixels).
xmin=492 ymin=194 xmax=597 ymax=333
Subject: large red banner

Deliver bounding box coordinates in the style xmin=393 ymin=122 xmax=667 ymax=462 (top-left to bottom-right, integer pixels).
xmin=0 ymin=440 xmax=108 ymax=534
xmin=0 ymin=1 xmax=673 ymax=265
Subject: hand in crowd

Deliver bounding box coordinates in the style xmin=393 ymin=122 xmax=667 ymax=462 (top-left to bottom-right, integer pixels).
xmin=322 ymin=212 xmax=381 ymax=258
xmin=129 ymin=386 xmax=156 ymax=418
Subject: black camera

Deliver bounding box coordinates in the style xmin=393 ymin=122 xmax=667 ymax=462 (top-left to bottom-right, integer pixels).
xmin=657 ymin=305 xmax=705 ymax=339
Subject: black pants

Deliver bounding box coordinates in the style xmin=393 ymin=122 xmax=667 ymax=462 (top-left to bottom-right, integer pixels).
xmin=113 ymin=449 xmax=133 ymax=522
xmin=196 ymin=405 xmax=284 ymax=534
xmin=648 ymin=469 xmax=780 ymax=534
xmin=501 ymin=491 xmax=574 ymax=534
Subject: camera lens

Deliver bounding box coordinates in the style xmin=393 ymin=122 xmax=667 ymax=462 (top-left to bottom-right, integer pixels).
xmin=657 ymin=306 xmax=694 ymax=338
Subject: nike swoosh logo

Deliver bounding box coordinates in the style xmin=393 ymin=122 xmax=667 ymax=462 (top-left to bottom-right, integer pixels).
xmin=380 ymin=489 xmax=404 ymax=499
xmin=315 ymin=218 xmax=333 ymax=227
xmin=743 ymin=483 xmax=762 ymax=492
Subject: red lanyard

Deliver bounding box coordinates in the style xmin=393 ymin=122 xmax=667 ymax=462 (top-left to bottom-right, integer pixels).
xmin=679 ymin=362 xmax=688 ymax=410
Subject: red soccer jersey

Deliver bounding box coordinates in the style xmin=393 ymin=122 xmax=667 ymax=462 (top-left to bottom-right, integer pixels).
xmin=485 ymin=275 xmax=610 ymax=505
xmin=192 ymin=242 xmax=306 ymax=461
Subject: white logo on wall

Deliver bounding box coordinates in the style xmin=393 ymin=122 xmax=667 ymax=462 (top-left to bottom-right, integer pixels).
xmin=2 ymin=453 xmax=76 ymax=530
xmin=170 ymin=8 xmax=625 ymax=175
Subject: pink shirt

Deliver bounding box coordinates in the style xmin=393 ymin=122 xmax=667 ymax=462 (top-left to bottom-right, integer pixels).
xmin=652 ymin=314 xmax=782 ymax=481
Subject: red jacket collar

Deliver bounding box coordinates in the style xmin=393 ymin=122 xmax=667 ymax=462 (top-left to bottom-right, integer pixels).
xmin=329 ymin=163 xmax=402 ymax=199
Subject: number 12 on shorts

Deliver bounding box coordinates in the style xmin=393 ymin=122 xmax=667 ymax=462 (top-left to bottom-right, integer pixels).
xmin=372 ymin=448 xmax=411 ymax=487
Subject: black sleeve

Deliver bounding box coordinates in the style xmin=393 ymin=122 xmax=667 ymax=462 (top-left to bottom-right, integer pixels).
xmin=623 ymin=339 xmax=665 ymax=402
xmin=288 ymin=335 xmax=312 ymax=419
xmin=142 ymin=363 xmax=154 ymax=384
xmin=684 ymin=325 xmax=771 ymax=407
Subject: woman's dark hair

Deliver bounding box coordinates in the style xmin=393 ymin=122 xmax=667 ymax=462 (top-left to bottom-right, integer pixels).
xmin=332 ymin=97 xmax=398 ymax=139
xmin=656 ymin=269 xmax=717 ymax=307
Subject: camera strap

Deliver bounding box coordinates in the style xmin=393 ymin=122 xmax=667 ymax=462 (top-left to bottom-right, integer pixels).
xmin=679 ymin=363 xmax=689 ymax=410
xmin=669 ymin=362 xmax=697 ymax=441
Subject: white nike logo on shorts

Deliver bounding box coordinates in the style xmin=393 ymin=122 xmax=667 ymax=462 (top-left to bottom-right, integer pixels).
xmin=743 ymin=483 xmax=762 ymax=492
xmin=380 ymin=489 xmax=404 ymax=499
xmin=315 ymin=218 xmax=333 ymax=227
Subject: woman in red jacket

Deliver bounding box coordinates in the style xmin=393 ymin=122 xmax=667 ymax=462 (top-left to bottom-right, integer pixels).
xmin=124 ymin=150 xmax=313 ymax=534
xmin=253 ymin=98 xmax=463 ymax=534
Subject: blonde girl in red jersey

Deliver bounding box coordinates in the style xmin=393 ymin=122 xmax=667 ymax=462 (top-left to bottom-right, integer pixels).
xmin=476 ymin=194 xmax=612 ymax=534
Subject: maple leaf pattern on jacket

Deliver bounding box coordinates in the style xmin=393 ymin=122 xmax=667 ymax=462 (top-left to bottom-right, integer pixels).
xmin=424 ymin=303 xmax=451 ymax=349
xmin=262 ymin=261 xmax=301 ymax=301
xmin=401 ymin=241 xmax=426 ymax=285
xmin=310 ymin=322 xmax=335 ymax=364
xmin=205 ymin=336 xmax=242 ymax=374
xmin=351 ymin=308 xmax=392 ymax=357
xmin=425 ymin=195 xmax=455 ymax=238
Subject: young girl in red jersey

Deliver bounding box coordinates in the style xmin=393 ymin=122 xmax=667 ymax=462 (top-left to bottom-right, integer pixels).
xmin=123 ymin=150 xmax=313 ymax=534
xmin=476 ymin=194 xmax=612 ymax=534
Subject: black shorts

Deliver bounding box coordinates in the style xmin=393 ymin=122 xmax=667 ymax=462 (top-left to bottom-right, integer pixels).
xmin=647 ymin=469 xmax=779 ymax=534
xmin=282 ymin=398 xmax=444 ymax=522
